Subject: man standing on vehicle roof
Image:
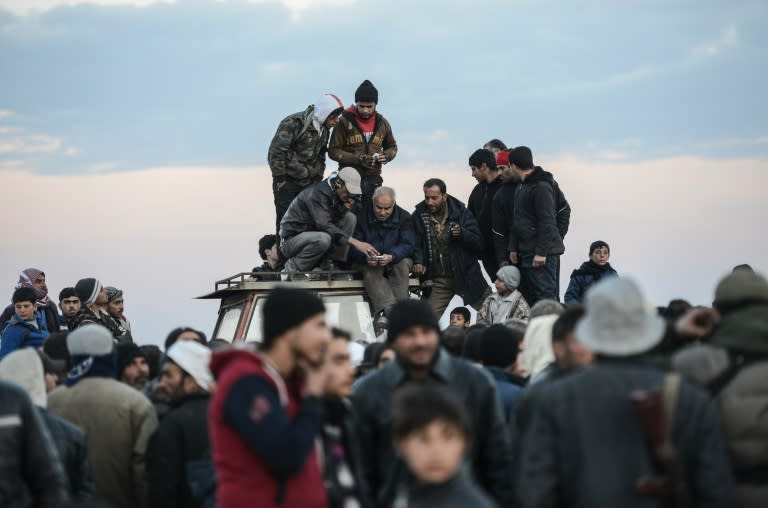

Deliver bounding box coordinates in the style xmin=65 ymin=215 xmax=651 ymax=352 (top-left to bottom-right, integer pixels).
xmin=268 ymin=93 xmax=345 ymax=233
xmin=328 ymin=80 xmax=398 ymax=205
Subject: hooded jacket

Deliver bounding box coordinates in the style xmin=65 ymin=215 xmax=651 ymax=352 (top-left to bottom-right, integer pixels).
xmin=491 ymin=169 xmax=570 ymax=263
xmin=328 ymin=107 xmax=397 ymax=177
xmin=0 ymin=301 xmax=60 ymax=334
xmin=564 ymin=261 xmax=618 ymax=304
xmin=0 ymin=313 xmax=49 ymax=360
xmin=412 ymin=195 xmax=489 ymax=305
xmin=209 ymin=349 xmax=326 ymax=508
xmin=507 ymin=167 xmax=566 ymax=258
xmin=279 ymin=176 xmax=353 ymax=245
xmin=268 ymin=94 xmax=344 ymax=187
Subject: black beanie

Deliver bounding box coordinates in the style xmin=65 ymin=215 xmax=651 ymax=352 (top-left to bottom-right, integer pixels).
xmin=262 ymin=287 xmax=325 ymax=349
xmin=355 ymin=80 xmax=379 ymax=103
xmin=12 ymin=287 xmax=37 ymax=304
xmin=481 ymin=324 xmax=522 ymax=368
xmin=589 ymin=240 xmax=610 ymax=255
xmin=386 ymin=300 xmax=439 ymax=344
xmin=115 ymin=342 xmax=146 ymax=376
xmin=75 ymin=277 xmax=103 ymax=306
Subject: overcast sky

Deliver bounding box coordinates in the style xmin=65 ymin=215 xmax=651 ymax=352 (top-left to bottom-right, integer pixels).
xmin=1 ymin=0 xmax=767 ymax=345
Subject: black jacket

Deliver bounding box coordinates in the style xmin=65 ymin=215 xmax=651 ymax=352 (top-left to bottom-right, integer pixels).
xmin=395 ymin=466 xmax=497 ymax=508
xmin=468 ymin=176 xmax=504 ymax=259
xmin=352 ymin=349 xmax=514 ymax=506
xmin=0 ymin=381 xmax=69 ymax=507
xmin=517 ymin=358 xmax=736 ymax=508
xmin=279 ymin=177 xmax=351 ymax=245
xmin=321 ymin=399 xmax=373 ymax=508
xmin=39 ymin=408 xmax=95 ymax=500
xmin=492 ymin=170 xmax=570 ymax=263
xmin=413 ymin=195 xmax=489 ymax=305
xmin=147 ymin=394 xmax=213 ymax=508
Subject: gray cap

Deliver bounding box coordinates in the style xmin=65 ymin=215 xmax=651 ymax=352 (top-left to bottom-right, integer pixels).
xmin=338 ymin=167 xmax=362 ymax=195
xmin=67 ymin=324 xmax=114 ymax=356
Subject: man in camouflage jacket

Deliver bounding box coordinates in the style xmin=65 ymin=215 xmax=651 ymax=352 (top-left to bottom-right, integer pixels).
xmin=268 ymin=93 xmax=344 ymax=232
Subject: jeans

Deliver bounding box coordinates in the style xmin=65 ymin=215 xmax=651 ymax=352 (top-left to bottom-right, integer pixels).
xmin=519 ymin=254 xmax=559 ymax=306
xmin=359 ymin=258 xmax=413 ymax=314
xmin=280 ymin=212 xmax=356 ymax=272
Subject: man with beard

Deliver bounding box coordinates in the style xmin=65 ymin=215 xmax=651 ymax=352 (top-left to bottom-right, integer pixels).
xmin=70 ymin=278 xmax=125 ymax=339
xmin=58 ymin=287 xmax=81 ymax=331
xmin=412 ymin=178 xmax=490 ymax=318
xmin=0 ymin=268 xmax=60 ymax=333
xmin=116 ymin=342 xmax=150 ymax=390
xmin=147 ymin=341 xmax=215 ymax=508
xmin=209 ymin=287 xmax=332 ymax=508
xmin=328 ymin=80 xmax=398 ymax=205
xmin=352 ymin=299 xmax=513 ymax=506
xmin=105 ymin=287 xmax=132 ymax=335
xmin=467 ymin=148 xmax=504 ymax=279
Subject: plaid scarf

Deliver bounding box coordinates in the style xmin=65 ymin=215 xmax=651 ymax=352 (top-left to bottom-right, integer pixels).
xmin=15 ymin=268 xmax=50 ymax=307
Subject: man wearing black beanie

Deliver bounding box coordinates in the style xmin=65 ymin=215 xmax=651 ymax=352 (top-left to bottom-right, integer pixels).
xmin=329 ymin=79 xmax=398 ymax=205
xmin=353 ymin=299 xmax=514 ymax=506
xmin=208 ymin=287 xmax=334 ymax=507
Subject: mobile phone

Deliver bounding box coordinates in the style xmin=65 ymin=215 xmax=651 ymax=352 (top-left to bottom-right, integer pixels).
xmin=372 ymin=255 xmax=386 ymax=260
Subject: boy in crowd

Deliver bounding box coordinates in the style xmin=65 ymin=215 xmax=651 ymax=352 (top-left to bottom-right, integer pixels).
xmin=448 ymin=307 xmax=471 ymax=328
xmin=252 ymin=234 xmax=281 ymax=281
xmin=564 ymin=240 xmax=618 ymax=304
xmin=392 ymin=384 xmax=496 ymax=507
xmin=0 ymin=287 xmax=49 ymax=360
xmin=477 ymin=266 xmax=530 ymax=325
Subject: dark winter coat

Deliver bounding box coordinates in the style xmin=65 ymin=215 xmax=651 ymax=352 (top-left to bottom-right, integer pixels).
xmin=673 ymin=303 xmax=768 ymax=507
xmin=491 ymin=170 xmax=570 ymax=263
xmin=484 ymin=366 xmax=525 ymax=423
xmin=279 ymin=178 xmax=352 ymax=246
xmin=517 ymin=358 xmax=736 ymax=508
xmin=0 ymin=380 xmax=69 ymax=508
xmin=564 ymin=261 xmax=618 ymax=304
xmin=251 ymin=262 xmax=281 ymax=281
xmin=39 ymin=408 xmax=95 ymax=500
xmin=468 ymin=176 xmax=504 ymax=263
xmin=352 ymin=348 xmax=514 ymax=507
xmin=0 ymin=314 xmax=49 ymax=360
xmin=395 ymin=466 xmax=497 ymax=508
xmin=0 ymin=301 xmax=60 ymax=334
xmin=351 ymin=202 xmax=415 ymax=264
xmin=413 ymin=195 xmax=489 ymax=305
xmin=147 ymin=393 xmax=213 ymax=508
xmin=328 ymin=109 xmax=397 ymax=177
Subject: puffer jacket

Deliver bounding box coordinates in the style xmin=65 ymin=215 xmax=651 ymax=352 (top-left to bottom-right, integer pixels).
xmin=413 ymin=195 xmax=488 ymax=305
xmin=279 ymin=177 xmax=352 ymax=245
xmin=0 ymin=380 xmax=69 ymax=508
xmin=508 ymin=167 xmax=566 ymax=258
xmin=491 ymin=170 xmax=570 ymax=264
xmin=673 ymin=303 xmax=768 ymax=507
xmin=328 ymin=108 xmax=397 ymax=177
xmin=268 ymin=98 xmax=341 ymax=187
xmin=564 ymin=261 xmax=618 ymax=304
xmin=0 ymin=314 xmax=49 ymax=360
xmin=352 ymin=348 xmax=514 ymax=507
xmin=0 ymin=301 xmax=60 ymax=334
xmin=350 ymin=202 xmax=415 ymax=264
xmin=39 ymin=408 xmax=95 ymax=500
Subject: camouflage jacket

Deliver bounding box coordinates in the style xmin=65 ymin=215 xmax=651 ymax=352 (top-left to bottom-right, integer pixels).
xmin=267 ymin=105 xmax=329 ymax=187
xmin=328 ymin=110 xmax=397 ymax=177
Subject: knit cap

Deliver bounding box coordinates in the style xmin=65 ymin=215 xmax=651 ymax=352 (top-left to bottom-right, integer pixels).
xmin=67 ymin=324 xmax=114 ymax=356
xmin=262 ymin=287 xmax=325 ymax=348
xmin=496 ymin=266 xmax=521 ymax=291
xmin=75 ymin=278 xmax=103 ymax=306
xmin=166 ymin=340 xmax=214 ymax=391
xmin=386 ymin=300 xmax=440 ymax=344
xmin=355 ymin=79 xmax=379 ymax=103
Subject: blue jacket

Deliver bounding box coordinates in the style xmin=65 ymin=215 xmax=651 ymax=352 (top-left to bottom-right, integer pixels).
xmin=0 ymin=313 xmax=49 ymax=360
xmin=564 ymin=261 xmax=618 ymax=304
xmin=484 ymin=366 xmax=525 ymax=423
xmin=351 ymin=203 xmax=415 ymax=264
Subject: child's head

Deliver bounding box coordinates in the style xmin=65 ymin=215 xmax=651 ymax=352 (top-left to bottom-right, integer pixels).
xmin=392 ymin=384 xmax=470 ymax=484
xmin=589 ymin=240 xmax=610 ymax=266
xmin=494 ymin=265 xmax=521 ymax=295
xmin=449 ymin=307 xmax=471 ymax=328
xmin=12 ymin=287 xmax=37 ymax=321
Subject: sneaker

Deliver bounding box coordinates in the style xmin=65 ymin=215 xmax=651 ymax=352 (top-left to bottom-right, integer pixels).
xmin=373 ymin=311 xmax=388 ymax=336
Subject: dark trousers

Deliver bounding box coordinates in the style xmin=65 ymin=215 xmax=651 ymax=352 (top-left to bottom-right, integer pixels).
xmin=480 ymin=250 xmax=499 ymax=282
xmin=361 ymin=175 xmax=383 ymax=207
xmin=519 ymin=254 xmax=559 ymax=306
xmin=273 ymin=179 xmax=305 ymax=233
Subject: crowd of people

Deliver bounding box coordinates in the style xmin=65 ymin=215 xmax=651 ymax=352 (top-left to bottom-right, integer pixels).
xmin=0 ymin=79 xmax=765 ymax=508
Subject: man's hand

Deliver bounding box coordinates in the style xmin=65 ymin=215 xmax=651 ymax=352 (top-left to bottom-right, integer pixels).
xmin=377 ymin=153 xmax=388 ymax=164
xmin=413 ymin=264 xmax=426 ymax=275
xmin=349 ymin=237 xmax=380 ymax=258
xmin=675 ymin=307 xmax=719 ymax=339
xmin=378 ymin=254 xmax=393 ymax=266
xmin=450 ymin=223 xmax=461 ymax=238
xmin=508 ymin=252 xmax=518 ymax=264
xmin=533 ymin=255 xmax=546 ymax=268
xmin=299 ymin=357 xmax=330 ymax=397
xmin=358 ymin=154 xmax=376 ymax=168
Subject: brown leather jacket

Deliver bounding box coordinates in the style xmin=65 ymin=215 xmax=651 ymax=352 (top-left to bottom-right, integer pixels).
xmin=328 ymin=109 xmax=397 ymax=177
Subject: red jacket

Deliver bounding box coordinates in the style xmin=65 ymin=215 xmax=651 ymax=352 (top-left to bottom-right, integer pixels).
xmin=209 ymin=349 xmax=327 ymax=508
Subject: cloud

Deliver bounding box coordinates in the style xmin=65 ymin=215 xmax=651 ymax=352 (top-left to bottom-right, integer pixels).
xmin=0 ymin=133 xmax=62 ymax=153
xmin=691 ymin=24 xmax=739 ymax=57
xmin=0 ymin=0 xmax=175 ymax=15
xmin=0 ymin=110 xmax=13 ymax=119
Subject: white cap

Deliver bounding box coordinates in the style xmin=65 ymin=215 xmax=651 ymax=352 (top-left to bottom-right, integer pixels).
xmin=338 ymin=167 xmax=363 ymax=195
xmin=167 ymin=341 xmax=214 ymax=392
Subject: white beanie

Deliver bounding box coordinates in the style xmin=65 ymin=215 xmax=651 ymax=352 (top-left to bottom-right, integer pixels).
xmin=0 ymin=349 xmax=47 ymax=408
xmin=167 ymin=341 xmax=214 ymax=392
xmin=67 ymin=324 xmax=114 ymax=356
